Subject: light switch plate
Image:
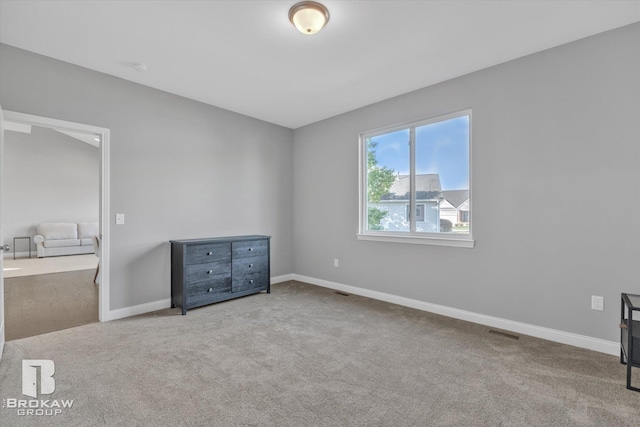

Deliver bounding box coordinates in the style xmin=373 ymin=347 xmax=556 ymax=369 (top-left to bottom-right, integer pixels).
xmin=116 ymin=213 xmax=125 ymax=225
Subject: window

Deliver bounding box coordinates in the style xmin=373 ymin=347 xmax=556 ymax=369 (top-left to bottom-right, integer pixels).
xmin=359 ymin=110 xmax=473 ymax=247
xmin=406 ymin=204 xmax=425 ymax=222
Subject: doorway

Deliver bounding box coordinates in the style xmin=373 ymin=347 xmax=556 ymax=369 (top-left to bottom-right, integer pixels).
xmin=1 ymin=111 xmax=110 ymax=336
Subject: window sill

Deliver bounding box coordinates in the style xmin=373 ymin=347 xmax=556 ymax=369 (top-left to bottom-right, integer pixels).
xmin=357 ymin=233 xmax=475 ymax=248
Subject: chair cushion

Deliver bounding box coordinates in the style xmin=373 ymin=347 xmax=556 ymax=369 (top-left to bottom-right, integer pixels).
xmin=43 ymin=239 xmax=81 ymax=248
xmin=37 ymin=223 xmax=78 ymax=240
xmin=78 ymin=223 xmax=99 ymax=239
xmin=80 ymin=238 xmax=93 ymax=246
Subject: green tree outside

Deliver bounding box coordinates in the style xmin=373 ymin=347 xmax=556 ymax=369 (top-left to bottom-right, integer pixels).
xmin=366 ymin=139 xmax=396 ymax=230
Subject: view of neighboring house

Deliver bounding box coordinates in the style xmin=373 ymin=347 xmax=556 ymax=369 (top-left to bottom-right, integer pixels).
xmin=370 ymin=174 xmax=470 ymax=232
xmin=371 ymin=174 xmax=442 ymax=232
xmin=440 ymin=189 xmax=470 ymax=226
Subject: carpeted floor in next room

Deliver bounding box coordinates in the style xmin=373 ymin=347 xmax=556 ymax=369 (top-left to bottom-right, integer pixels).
xmin=1 ymin=281 xmax=638 ymax=426
xmin=4 ymin=269 xmax=99 ymax=341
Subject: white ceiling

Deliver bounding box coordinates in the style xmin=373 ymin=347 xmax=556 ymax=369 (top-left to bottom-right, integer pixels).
xmin=1 ymin=1 xmax=638 ymax=129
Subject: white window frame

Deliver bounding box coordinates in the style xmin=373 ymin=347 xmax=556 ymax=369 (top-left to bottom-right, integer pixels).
xmin=358 ymin=109 xmax=474 ymax=248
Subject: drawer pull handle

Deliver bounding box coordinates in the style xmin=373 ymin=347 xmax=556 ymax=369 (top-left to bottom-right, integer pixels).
xmin=249 ymin=248 xmax=253 ymax=252
xmin=207 ymin=251 xmax=213 ymax=256
xmin=249 ymin=263 xmax=254 ymax=268
xmin=208 ymin=288 xmax=213 ymax=292
xmin=249 ymin=279 xmax=254 ymax=284
xmin=207 ymin=270 xmax=213 ymax=274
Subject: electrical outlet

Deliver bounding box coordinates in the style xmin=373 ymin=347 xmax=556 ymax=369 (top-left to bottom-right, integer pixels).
xmin=334 ymin=258 xmax=339 ymax=267
xmin=115 ymin=213 xmax=125 ymax=225
xmin=591 ymin=295 xmax=604 ymax=311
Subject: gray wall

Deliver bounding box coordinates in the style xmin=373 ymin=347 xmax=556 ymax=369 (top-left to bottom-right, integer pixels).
xmin=2 ymin=126 xmax=99 ymax=252
xmin=292 ymin=23 xmax=640 ymax=342
xmin=0 ymin=43 xmax=294 ymax=310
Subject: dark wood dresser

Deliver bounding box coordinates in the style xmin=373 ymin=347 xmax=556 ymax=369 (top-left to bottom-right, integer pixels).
xmin=171 ymin=235 xmax=270 ymax=315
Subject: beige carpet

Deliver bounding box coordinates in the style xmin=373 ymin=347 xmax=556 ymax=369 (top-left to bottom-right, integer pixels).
xmin=3 ymin=254 xmax=97 ymax=278
xmin=1 ymin=281 xmax=639 ymax=426
xmin=3 ymin=269 xmax=99 ymax=341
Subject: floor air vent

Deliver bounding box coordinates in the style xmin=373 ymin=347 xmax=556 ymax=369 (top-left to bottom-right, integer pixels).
xmin=488 ymin=329 xmax=520 ymax=340
xmin=334 ymin=291 xmax=350 ymax=297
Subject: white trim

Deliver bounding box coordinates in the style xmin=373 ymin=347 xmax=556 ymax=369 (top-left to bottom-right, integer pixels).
xmin=292 ymin=274 xmax=619 ymax=356
xmin=271 ymin=274 xmax=294 ymax=284
xmin=357 ymin=233 xmax=474 ymax=248
xmin=409 ymin=127 xmax=416 ymax=231
xmin=99 ymin=128 xmax=110 ymax=322
xmin=106 ymin=275 xmax=292 ymax=321
xmin=358 ymin=133 xmax=367 ymax=235
xmin=107 ymin=298 xmax=171 ymax=321
xmin=4 ymin=111 xmax=108 ymax=136
xmin=0 ymin=104 xmax=5 ymax=360
xmin=3 ymin=110 xmax=111 ymax=322
xmin=3 ymin=122 xmax=31 ymax=133
xmin=362 ymin=109 xmax=473 ymax=139
xmin=3 ymin=251 xmax=31 ymax=259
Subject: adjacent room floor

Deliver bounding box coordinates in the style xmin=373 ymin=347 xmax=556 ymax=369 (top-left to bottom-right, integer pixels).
xmin=3 ymin=254 xmax=99 ymax=340
xmin=3 ymin=253 xmax=97 ymax=278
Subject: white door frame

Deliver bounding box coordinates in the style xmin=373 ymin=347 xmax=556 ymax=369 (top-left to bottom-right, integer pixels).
xmin=1 ymin=105 xmax=6 ymax=360
xmin=3 ymin=111 xmax=110 ymax=322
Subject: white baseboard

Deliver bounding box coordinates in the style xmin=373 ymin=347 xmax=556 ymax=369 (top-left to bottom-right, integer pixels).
xmin=99 ymin=273 xmax=619 ymax=356
xmin=271 ymin=274 xmax=294 ymax=284
xmin=105 ymin=275 xmax=293 ymax=321
xmin=107 ymin=298 xmax=172 ymax=321
xmin=292 ymin=274 xmax=619 ymax=356
xmin=3 ymin=251 xmax=33 ymax=259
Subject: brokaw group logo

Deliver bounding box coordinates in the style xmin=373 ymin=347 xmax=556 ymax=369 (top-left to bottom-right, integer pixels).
xmin=2 ymin=360 xmax=74 ymax=416
xmin=23 ymin=360 xmax=55 ymax=398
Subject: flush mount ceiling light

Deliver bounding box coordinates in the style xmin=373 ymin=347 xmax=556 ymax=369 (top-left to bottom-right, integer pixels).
xmin=288 ymin=1 xmax=330 ymax=35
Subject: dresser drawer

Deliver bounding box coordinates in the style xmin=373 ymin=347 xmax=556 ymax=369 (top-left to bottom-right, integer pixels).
xmin=232 ymin=256 xmax=268 ymax=276
xmin=186 ymin=242 xmax=230 ymax=265
xmin=186 ymin=279 xmax=231 ymax=298
xmin=186 ymin=281 xmax=232 ymax=309
xmin=232 ymin=239 xmax=268 ymax=259
xmin=185 ymin=261 xmax=231 ymax=287
xmin=233 ymin=270 xmax=269 ymax=293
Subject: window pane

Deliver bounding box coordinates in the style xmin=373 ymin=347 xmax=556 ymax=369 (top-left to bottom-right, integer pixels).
xmin=366 ymin=129 xmax=409 ymax=232
xmin=415 ymin=115 xmax=469 ymax=234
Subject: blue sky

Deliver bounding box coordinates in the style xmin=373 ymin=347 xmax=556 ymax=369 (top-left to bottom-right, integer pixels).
xmin=371 ymin=115 xmax=469 ymax=190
